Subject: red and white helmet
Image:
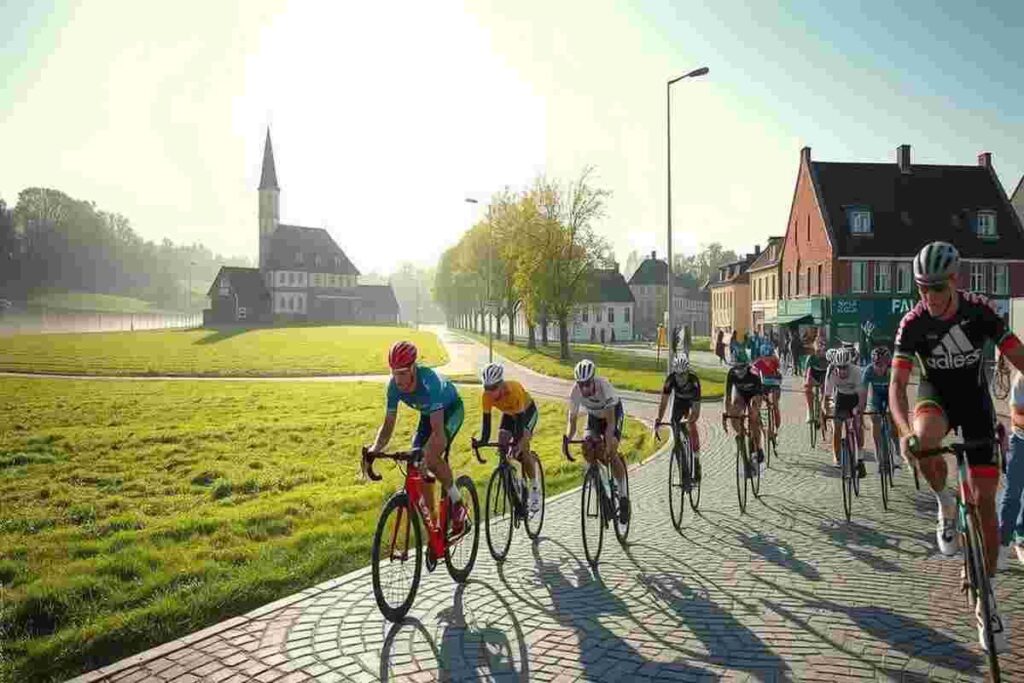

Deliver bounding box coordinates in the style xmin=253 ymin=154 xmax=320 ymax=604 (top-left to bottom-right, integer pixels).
xmin=387 ymin=341 xmax=418 ymax=369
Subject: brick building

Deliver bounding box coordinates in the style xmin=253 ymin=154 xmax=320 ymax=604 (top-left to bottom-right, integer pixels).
xmin=779 ymin=145 xmax=1024 ymax=349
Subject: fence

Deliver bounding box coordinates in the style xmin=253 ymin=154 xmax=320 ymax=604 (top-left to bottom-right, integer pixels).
xmin=0 ymin=308 xmax=203 ymax=336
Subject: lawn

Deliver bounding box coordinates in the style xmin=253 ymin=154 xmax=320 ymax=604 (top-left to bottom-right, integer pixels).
xmin=463 ymin=332 xmax=726 ymax=398
xmin=0 ymin=378 xmax=657 ymax=682
xmin=26 ymin=290 xmax=165 ymax=314
xmin=0 ymin=326 xmax=446 ymax=377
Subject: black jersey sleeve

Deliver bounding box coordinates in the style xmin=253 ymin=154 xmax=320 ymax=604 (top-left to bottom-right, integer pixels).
xmin=893 ymin=303 xmax=924 ymax=370
xmin=969 ymin=292 xmax=1009 ymax=345
xmin=692 ymin=373 xmax=702 ymax=401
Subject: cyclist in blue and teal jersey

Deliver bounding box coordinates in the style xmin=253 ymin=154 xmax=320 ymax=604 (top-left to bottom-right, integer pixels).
xmin=861 ymin=346 xmax=898 ymax=470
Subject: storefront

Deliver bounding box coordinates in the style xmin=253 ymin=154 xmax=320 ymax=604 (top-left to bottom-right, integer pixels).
xmin=769 ymin=298 xmax=828 ymax=351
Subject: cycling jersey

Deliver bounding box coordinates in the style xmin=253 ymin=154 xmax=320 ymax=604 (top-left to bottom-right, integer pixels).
xmin=752 ymin=356 xmax=782 ymax=387
xmin=861 ymin=364 xmax=890 ymax=409
xmin=662 ymin=371 xmax=702 ymax=403
xmin=386 ymin=366 xmax=459 ymax=414
xmin=482 ymin=380 xmax=533 ymax=415
xmin=725 ymin=367 xmax=762 ymax=400
xmin=569 ymin=377 xmax=621 ymax=418
xmin=824 ymin=364 xmax=864 ymax=396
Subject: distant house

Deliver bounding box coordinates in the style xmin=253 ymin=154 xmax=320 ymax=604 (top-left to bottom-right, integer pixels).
xmin=205 ymin=267 xmax=272 ymax=323
xmin=627 ymin=252 xmax=708 ymax=340
xmin=513 ymin=268 xmax=635 ymax=343
xmin=355 ymin=284 xmax=401 ymax=324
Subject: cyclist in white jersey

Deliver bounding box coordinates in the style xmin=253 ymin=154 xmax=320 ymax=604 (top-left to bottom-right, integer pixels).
xmin=823 ymin=347 xmax=867 ymax=476
xmin=566 ymin=359 xmax=629 ymax=522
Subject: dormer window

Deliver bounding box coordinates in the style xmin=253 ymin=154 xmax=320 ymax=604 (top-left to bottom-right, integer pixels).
xmin=315 ymin=254 xmax=322 ymax=268
xmin=849 ymin=208 xmax=872 ymax=235
xmin=976 ymin=211 xmax=997 ymax=238
xmin=218 ymin=276 xmax=230 ymax=296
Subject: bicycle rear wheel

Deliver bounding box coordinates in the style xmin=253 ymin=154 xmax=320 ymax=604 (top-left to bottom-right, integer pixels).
xmin=735 ymin=436 xmax=748 ymax=513
xmin=965 ymin=509 xmax=1002 ymax=678
xmin=371 ymin=493 xmax=423 ymax=622
xmin=524 ymin=452 xmax=546 ymax=541
xmin=445 ymin=476 xmax=480 ymax=582
xmin=668 ymin=443 xmax=686 ymax=531
xmin=840 ymin=442 xmax=853 ymax=522
xmin=485 ymin=466 xmax=514 ymax=562
xmin=686 ymin=439 xmax=701 ymax=511
xmin=581 ymin=465 xmax=604 ymax=567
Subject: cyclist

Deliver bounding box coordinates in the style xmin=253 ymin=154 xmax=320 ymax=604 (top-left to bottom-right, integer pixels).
xmin=823 ymin=347 xmax=868 ymax=476
xmin=654 ymin=353 xmax=703 ymax=482
xmin=803 ymin=336 xmax=829 ymax=424
xmin=862 ymin=346 xmax=898 ymax=470
xmin=367 ymin=341 xmax=468 ymax=535
xmin=565 ymin=359 xmax=630 ymax=522
xmin=752 ymin=342 xmax=782 ymax=432
xmin=891 ymin=241 xmax=1024 ymax=651
xmin=722 ymin=348 xmax=765 ymax=475
xmin=477 ymin=362 xmax=542 ymax=513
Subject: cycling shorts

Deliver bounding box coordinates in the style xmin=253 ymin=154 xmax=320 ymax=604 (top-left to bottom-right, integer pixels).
xmin=413 ymin=396 xmax=465 ymax=452
xmin=586 ymin=402 xmax=625 ymax=440
xmin=866 ymin=387 xmax=889 ymax=414
xmin=805 ymin=367 xmax=826 ymax=385
xmin=831 ymin=392 xmax=859 ymax=421
xmin=671 ymin=398 xmax=696 ymax=423
xmin=915 ymin=379 xmax=997 ymax=468
xmin=499 ymin=400 xmax=539 ymax=440
xmin=731 ymin=386 xmax=762 ymax=406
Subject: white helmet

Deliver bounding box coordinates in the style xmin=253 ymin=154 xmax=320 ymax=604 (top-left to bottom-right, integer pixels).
xmin=913 ymin=241 xmax=960 ymax=286
xmin=480 ymin=362 xmax=504 ymax=387
xmin=574 ymin=359 xmax=596 ymax=383
xmin=833 ymin=347 xmax=853 ymax=367
xmin=672 ymin=353 xmax=690 ymax=374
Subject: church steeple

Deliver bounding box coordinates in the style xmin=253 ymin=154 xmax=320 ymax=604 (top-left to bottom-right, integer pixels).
xmin=258 ymin=128 xmax=280 ymax=270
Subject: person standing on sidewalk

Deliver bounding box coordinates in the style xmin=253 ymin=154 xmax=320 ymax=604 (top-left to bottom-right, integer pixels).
xmin=999 ymin=370 xmax=1024 ymax=566
xmin=715 ymin=329 xmax=726 ymax=365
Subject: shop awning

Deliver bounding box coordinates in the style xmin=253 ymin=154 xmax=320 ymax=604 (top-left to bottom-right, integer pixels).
xmin=767 ymin=313 xmax=815 ymax=325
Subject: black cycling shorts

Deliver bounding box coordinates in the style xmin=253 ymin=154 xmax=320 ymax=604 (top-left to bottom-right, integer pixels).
xmin=499 ymin=401 xmax=539 ymax=440
xmin=671 ymin=399 xmax=695 ymax=423
xmin=831 ymin=392 xmax=859 ymax=421
xmin=916 ymin=379 xmax=996 ymax=467
xmin=586 ymin=402 xmax=624 ymax=440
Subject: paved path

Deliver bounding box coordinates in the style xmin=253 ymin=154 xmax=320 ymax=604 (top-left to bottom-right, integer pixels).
xmin=68 ymin=330 xmax=1023 ymax=682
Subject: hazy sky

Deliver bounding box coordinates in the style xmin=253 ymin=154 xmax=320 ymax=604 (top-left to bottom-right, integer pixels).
xmin=2 ymin=0 xmax=1022 ymax=275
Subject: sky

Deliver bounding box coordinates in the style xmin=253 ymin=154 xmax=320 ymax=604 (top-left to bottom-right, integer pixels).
xmin=1 ymin=0 xmax=1022 ymax=275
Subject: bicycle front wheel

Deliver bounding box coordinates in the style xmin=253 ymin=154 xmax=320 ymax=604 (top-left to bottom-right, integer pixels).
xmin=524 ymin=452 xmax=546 ymax=541
xmin=371 ymin=493 xmax=422 ymax=622
xmin=445 ymin=475 xmax=480 ymax=582
xmin=735 ymin=436 xmax=748 ymax=513
xmin=750 ymin=438 xmax=762 ymax=499
xmin=840 ymin=444 xmax=853 ymax=522
xmin=613 ymin=460 xmax=630 ymax=545
xmin=687 ymin=440 xmax=701 ymax=511
xmin=879 ymin=441 xmax=891 ymax=511
xmin=669 ymin=443 xmax=686 ymax=530
xmin=485 ymin=466 xmax=513 ymax=562
xmin=581 ymin=465 xmax=604 ymax=567
xmin=965 ymin=509 xmax=1002 ymax=678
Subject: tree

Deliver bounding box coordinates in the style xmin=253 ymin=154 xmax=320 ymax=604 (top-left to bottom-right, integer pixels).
xmin=675 ymin=242 xmax=738 ymax=286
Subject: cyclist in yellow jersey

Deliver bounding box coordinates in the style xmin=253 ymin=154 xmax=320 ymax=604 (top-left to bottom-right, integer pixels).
xmin=478 ymin=363 xmax=542 ymax=512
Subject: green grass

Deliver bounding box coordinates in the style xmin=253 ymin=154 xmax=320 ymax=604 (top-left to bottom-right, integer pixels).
xmin=0 ymin=378 xmax=657 ymax=682
xmin=26 ymin=290 xmax=163 ymax=314
xmin=461 ymin=331 xmax=725 ymax=398
xmin=0 ymin=326 xmax=446 ymax=377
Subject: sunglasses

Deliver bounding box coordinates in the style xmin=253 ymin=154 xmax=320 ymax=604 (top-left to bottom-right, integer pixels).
xmin=483 ymin=383 xmax=501 ymax=392
xmin=577 ymin=379 xmax=595 ymax=389
xmin=917 ymin=282 xmax=948 ymax=293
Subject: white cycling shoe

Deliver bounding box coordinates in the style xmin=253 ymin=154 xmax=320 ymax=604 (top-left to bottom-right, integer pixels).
xmin=936 ymin=514 xmax=960 ymax=556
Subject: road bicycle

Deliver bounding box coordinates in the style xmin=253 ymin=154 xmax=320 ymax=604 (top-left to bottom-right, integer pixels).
xmin=808 ymin=383 xmax=828 ymax=448
xmin=362 ymin=446 xmax=480 ymax=622
xmin=863 ymin=409 xmax=898 ymax=511
xmin=760 ymin=385 xmax=780 ymax=469
xmin=562 ymin=434 xmax=630 ymax=567
xmin=653 ymin=418 xmax=700 ymax=530
xmin=722 ymin=412 xmax=761 ymax=513
xmin=827 ymin=407 xmax=862 ymax=522
xmin=471 ymin=436 xmax=546 ymax=562
xmin=987 ymin=353 xmax=1011 ymax=401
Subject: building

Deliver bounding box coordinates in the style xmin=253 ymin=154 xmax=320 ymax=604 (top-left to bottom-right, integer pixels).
xmin=514 ymin=268 xmax=634 ymax=343
xmin=779 ymin=144 xmax=1024 ymax=349
xmin=627 ymin=252 xmax=709 ymax=340
xmin=204 ymin=130 xmax=400 ymax=326
xmin=1012 ymin=175 xmax=1024 ymax=229
xmin=748 ymin=236 xmax=783 ymax=336
xmin=708 ymin=251 xmax=759 ymax=339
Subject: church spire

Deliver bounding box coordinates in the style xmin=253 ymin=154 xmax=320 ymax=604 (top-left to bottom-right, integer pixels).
xmin=259 ymin=128 xmax=279 ymax=190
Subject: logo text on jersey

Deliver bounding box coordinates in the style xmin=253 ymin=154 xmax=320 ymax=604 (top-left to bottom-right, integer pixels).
xmin=925 ymin=324 xmax=982 ymax=370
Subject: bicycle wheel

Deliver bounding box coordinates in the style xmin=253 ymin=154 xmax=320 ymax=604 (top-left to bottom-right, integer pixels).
xmin=809 ymin=414 xmax=817 ymax=449
xmin=485 ymin=466 xmax=514 ymax=562
xmin=852 ymin=435 xmax=861 ymax=499
xmin=523 ymin=452 xmax=546 ymax=541
xmin=581 ymin=465 xmax=604 ymax=567
xmin=761 ymin=405 xmax=773 ymax=469
xmin=879 ymin=439 xmax=891 ymax=511
xmin=668 ymin=443 xmax=686 ymax=531
xmin=686 ymin=438 xmax=701 ymax=512
xmin=371 ymin=492 xmax=423 ymax=622
xmin=444 ymin=475 xmax=480 ymax=582
xmin=965 ymin=509 xmax=1002 ymax=678
xmin=750 ymin=437 xmax=762 ymax=498
xmin=840 ymin=442 xmax=853 ymax=522
xmin=735 ymin=436 xmax=748 ymax=513
xmin=613 ymin=460 xmax=630 ymax=545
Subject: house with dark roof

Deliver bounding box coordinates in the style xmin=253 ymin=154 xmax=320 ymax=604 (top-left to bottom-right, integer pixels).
xmin=205 ymin=267 xmax=272 ymax=324
xmin=748 ymin=236 xmax=784 ymax=335
xmin=1012 ymin=175 xmax=1024 ymax=231
xmin=779 ymin=145 xmax=1024 ymax=347
xmin=627 ymin=251 xmax=709 ymax=340
xmin=708 ymin=250 xmax=759 ymax=338
xmin=203 ymin=130 xmax=399 ymax=326
xmin=512 ymin=267 xmax=635 ymax=343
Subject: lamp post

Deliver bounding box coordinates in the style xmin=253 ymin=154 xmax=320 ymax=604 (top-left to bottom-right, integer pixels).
xmin=465 ymin=197 xmax=493 ymax=363
xmin=666 ymin=65 xmax=708 ymax=373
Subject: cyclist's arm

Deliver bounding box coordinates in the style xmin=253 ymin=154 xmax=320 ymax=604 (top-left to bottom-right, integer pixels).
xmin=691 ymin=375 xmax=702 ymax=420
xmin=601 ymin=404 xmax=616 ymax=442
xmin=1000 ymin=335 xmax=1024 ymax=376
xmin=566 ymin=388 xmax=581 ymax=439
xmin=371 ymin=411 xmax=397 ymax=452
xmin=656 ymin=376 xmax=672 ymax=422
xmin=480 ymin=410 xmax=492 ymax=444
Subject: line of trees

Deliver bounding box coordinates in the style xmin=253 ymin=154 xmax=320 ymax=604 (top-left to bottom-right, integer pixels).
xmin=0 ymin=188 xmax=249 ymax=310
xmin=433 ymin=169 xmax=614 ymax=359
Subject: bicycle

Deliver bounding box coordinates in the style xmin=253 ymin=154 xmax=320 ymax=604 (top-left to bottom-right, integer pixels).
xmin=562 ymin=434 xmax=630 ymax=567
xmin=654 ymin=419 xmax=700 ymax=530
xmin=911 ymin=438 xmax=1003 ymax=680
xmin=362 ymin=446 xmax=480 ymax=622
xmin=723 ymin=412 xmax=760 ymax=513
xmin=989 ymin=354 xmax=1010 ymax=401
xmin=826 ymin=406 xmax=861 ymax=522
xmin=808 ymin=382 xmax=828 ymax=448
xmin=863 ymin=409 xmax=898 ymax=511
xmin=760 ymin=386 xmax=780 ymax=469
xmin=471 ymin=436 xmax=546 ymax=562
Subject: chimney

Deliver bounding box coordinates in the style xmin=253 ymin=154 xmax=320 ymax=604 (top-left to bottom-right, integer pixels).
xmin=978 ymin=152 xmax=992 ymax=169
xmin=754 ymin=244 xmax=761 ymax=256
xmin=800 ymin=146 xmax=811 ymax=166
xmin=897 ymin=144 xmax=911 ymax=174
xmin=650 ymin=250 xmax=656 ymax=260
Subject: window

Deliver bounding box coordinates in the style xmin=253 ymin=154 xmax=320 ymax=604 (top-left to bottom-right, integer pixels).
xmin=334 ymin=256 xmax=341 ymax=268
xmin=315 ymin=255 xmax=321 ymax=268
xmin=287 ymin=296 xmax=294 ymax=311
xmin=806 ymin=216 xmax=810 ymax=242
xmin=279 ymin=296 xmax=286 ymax=310
xmin=624 ymin=307 xmax=630 ymax=323
xmin=807 ymin=267 xmax=812 ymax=294
xmin=582 ymin=308 xmax=588 ymax=322
xmin=219 ymin=277 xmax=230 ymax=296
xmin=817 ymin=265 xmax=822 ymax=294
xmin=850 ymin=210 xmax=872 ymax=234
xmin=970 ymin=263 xmax=986 ymax=292
xmin=874 ymin=262 xmax=891 ymax=293
xmin=993 ymin=264 xmax=1008 ymax=295
xmin=771 ymin=276 xmax=775 ymax=300
xmin=278 ymin=272 xmax=285 ymax=285
xmin=977 ymin=211 xmax=997 ymax=237
xmin=786 ymin=271 xmax=792 ymax=298
xmin=852 ymin=261 xmax=868 ymax=293
xmin=288 ymin=272 xmax=295 ymax=285
xmin=896 ymin=263 xmax=912 ymax=293
xmin=237 ymin=306 xmax=247 ymax=320
xmin=608 ymin=307 xmax=614 ymax=323
xmin=596 ymin=307 xmax=602 ymax=323
xmin=295 ymin=252 xmax=304 ymax=265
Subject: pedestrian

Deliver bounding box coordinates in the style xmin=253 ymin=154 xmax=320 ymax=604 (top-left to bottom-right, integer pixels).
xmin=715 ymin=329 xmax=725 ymax=365
xmin=683 ymin=325 xmax=692 ymax=356
xmin=999 ymin=370 xmax=1024 ymax=567
xmin=789 ymin=328 xmax=802 ymax=376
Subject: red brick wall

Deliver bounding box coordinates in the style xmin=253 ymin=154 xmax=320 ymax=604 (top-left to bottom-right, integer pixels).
xmin=781 ymin=151 xmax=834 ymax=299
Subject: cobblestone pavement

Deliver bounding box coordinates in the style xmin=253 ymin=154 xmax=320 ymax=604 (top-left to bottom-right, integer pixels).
xmin=70 ymin=332 xmax=1023 ymax=682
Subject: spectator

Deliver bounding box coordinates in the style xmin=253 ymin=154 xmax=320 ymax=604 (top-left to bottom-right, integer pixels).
xmin=788 ymin=328 xmax=802 ymax=375
xmin=999 ymin=370 xmax=1024 ymax=567
xmin=715 ymin=329 xmax=726 ymax=365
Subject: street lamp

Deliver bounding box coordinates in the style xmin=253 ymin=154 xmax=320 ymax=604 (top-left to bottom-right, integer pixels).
xmin=666 ymin=65 xmax=708 ymax=373
xmin=465 ymin=197 xmax=493 ymax=363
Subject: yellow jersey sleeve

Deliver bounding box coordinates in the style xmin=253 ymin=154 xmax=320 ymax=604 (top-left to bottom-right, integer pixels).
xmin=481 ymin=390 xmax=494 ymax=413
xmin=495 ymin=381 xmax=532 ymax=415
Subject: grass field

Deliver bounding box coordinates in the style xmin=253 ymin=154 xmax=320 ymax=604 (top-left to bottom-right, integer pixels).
xmin=462 ymin=331 xmax=726 ymax=398
xmin=0 ymin=326 xmax=446 ymax=377
xmin=0 ymin=378 xmax=657 ymax=682
xmin=26 ymin=290 xmax=164 ymax=314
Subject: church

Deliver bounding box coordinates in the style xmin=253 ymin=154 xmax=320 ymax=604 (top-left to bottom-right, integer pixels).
xmin=203 ymin=131 xmax=400 ymax=326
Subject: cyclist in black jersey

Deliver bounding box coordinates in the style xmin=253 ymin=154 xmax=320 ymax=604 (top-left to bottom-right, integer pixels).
xmin=722 ymin=348 xmax=765 ymax=472
xmin=654 ymin=353 xmax=703 ymax=478
xmin=891 ymin=241 xmax=1024 ymax=651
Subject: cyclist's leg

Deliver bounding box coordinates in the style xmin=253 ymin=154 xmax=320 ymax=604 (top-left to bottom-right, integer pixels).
xmin=411 ymin=412 xmax=439 ymax=515
xmin=497 ymin=413 xmax=515 ymax=456
xmin=607 ymin=403 xmax=627 ymax=486
xmin=686 ymin=402 xmax=702 ymax=455
xmin=913 ymin=381 xmax=951 ymax=493
xmin=803 ymin=368 xmax=815 ymax=419
xmin=517 ymin=404 xmax=539 ymax=482
xmin=730 ymin=387 xmax=749 ymax=434
xmin=771 ymin=386 xmax=781 ymax=428
xmin=422 ymin=399 xmax=464 ymax=499
xmin=582 ymin=413 xmax=603 ymax=467
xmin=747 ymin=393 xmax=763 ymax=453
xmin=870 ymin=413 xmax=884 ymax=455
xmin=829 ymin=394 xmax=843 ymax=464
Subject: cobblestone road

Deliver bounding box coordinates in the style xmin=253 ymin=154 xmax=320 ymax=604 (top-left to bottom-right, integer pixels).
xmin=70 ymin=330 xmax=1023 ymax=682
